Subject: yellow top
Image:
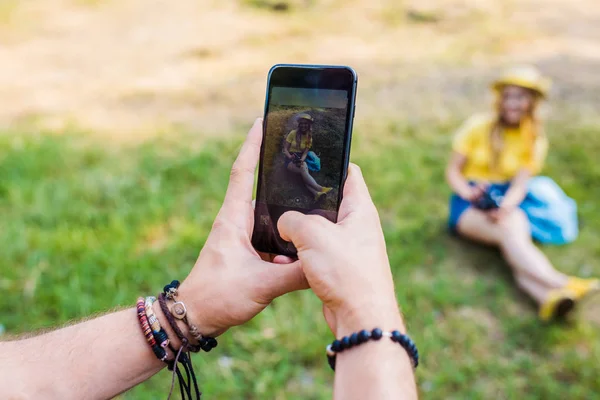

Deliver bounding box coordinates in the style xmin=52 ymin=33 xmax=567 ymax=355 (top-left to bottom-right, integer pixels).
xmin=285 ymin=130 xmax=312 ymax=153
xmin=452 ymin=114 xmax=548 ymax=182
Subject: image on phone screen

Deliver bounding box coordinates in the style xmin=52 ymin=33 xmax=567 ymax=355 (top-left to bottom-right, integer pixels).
xmin=252 ymin=65 xmax=357 ymax=256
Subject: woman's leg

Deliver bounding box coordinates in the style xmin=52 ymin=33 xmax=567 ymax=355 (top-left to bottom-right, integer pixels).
xmin=456 ymin=208 xmax=567 ymax=304
xmin=306 ymin=186 xmax=319 ymax=196
xmin=287 ymin=162 xmax=323 ymax=191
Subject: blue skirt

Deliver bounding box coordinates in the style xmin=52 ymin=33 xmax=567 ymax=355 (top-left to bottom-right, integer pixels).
xmin=284 ymin=152 xmax=303 ymax=168
xmin=448 ymin=183 xmax=510 ymax=231
xmin=448 ymin=177 xmax=579 ymax=245
xmin=284 ymin=151 xmax=321 ymax=172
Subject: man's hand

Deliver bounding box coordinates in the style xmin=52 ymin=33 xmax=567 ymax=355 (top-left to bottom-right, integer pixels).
xmin=278 ymin=164 xmax=417 ymax=400
xmin=278 ymin=164 xmax=402 ymax=336
xmin=178 ymin=118 xmax=309 ymax=337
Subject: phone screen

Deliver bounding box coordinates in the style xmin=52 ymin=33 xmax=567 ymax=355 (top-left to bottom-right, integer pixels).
xmin=252 ymin=65 xmax=357 ymax=255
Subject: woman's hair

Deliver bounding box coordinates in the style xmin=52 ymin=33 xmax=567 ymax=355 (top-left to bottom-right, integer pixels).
xmin=490 ymin=90 xmax=542 ymax=170
xmin=296 ymin=117 xmax=313 ymax=147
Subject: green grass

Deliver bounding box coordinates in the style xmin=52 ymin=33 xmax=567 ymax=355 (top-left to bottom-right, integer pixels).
xmin=1 ymin=119 xmax=599 ymax=399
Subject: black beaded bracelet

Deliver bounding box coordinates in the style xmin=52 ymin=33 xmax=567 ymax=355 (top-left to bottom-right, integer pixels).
xmin=326 ymin=328 xmax=419 ymax=371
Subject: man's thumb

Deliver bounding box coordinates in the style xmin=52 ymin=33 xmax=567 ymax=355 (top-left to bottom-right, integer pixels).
xmin=277 ymin=210 xmax=308 ymax=243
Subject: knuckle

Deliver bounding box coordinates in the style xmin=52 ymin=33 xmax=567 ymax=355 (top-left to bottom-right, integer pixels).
xmin=211 ymin=215 xmax=241 ymax=238
xmin=211 ymin=215 xmax=229 ymax=230
xmin=295 ymin=216 xmax=321 ymax=237
xmin=229 ymin=163 xmax=253 ymax=182
xmin=307 ymin=214 xmax=331 ymax=227
xmin=201 ymin=244 xmax=229 ymax=267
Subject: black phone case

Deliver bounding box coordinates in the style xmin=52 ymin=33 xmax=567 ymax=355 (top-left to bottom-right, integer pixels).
xmin=251 ymin=64 xmax=358 ymax=256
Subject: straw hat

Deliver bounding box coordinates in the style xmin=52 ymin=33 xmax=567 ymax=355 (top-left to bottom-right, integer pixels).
xmin=297 ymin=113 xmax=314 ymax=122
xmin=491 ymin=66 xmax=551 ymax=98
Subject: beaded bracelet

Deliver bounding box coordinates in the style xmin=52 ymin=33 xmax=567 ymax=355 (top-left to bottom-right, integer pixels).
xmin=144 ymin=296 xmax=170 ymax=349
xmin=326 ymin=328 xmax=419 ymax=371
xmin=138 ymin=295 xmax=200 ymax=400
xmin=158 ymin=293 xmax=203 ymax=353
xmin=163 ymin=280 xmax=218 ymax=352
xmin=136 ymin=297 xmax=168 ymax=362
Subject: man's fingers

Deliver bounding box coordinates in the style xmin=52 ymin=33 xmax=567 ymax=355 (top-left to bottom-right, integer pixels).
xmin=338 ymin=163 xmax=375 ymax=221
xmin=278 ymin=211 xmax=330 ymax=250
xmin=277 ymin=211 xmax=306 ymax=243
xmin=272 ymin=255 xmax=296 ymax=264
xmin=261 ymin=261 xmax=310 ymax=299
xmin=223 ymin=118 xmax=263 ymax=209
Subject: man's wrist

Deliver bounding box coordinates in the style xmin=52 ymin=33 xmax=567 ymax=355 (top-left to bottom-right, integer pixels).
xmin=177 ymin=283 xmax=223 ymax=338
xmin=152 ymin=301 xmax=187 ymax=350
xmin=334 ymin=301 xmax=405 ymax=338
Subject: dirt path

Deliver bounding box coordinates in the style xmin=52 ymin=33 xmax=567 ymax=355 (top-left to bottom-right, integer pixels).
xmin=1 ymin=0 xmax=599 ymax=138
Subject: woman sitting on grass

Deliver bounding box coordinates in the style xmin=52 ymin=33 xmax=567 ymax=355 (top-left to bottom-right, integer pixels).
xmin=283 ymin=113 xmax=332 ymax=201
xmin=446 ymin=66 xmax=598 ymax=321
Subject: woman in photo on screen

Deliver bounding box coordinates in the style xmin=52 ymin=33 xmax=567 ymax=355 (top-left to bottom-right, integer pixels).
xmin=283 ymin=113 xmax=332 ymax=201
xmin=445 ymin=66 xmax=599 ymax=321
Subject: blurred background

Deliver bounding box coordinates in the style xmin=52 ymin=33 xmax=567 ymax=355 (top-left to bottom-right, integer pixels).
xmin=1 ymin=0 xmax=599 ymax=398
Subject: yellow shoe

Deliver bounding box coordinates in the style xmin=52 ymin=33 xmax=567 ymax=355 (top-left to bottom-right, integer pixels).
xmin=539 ymin=288 xmax=576 ymax=322
xmin=314 ymin=192 xmax=325 ymax=201
xmin=321 ymin=187 xmax=333 ymax=194
xmin=566 ymin=277 xmax=600 ymax=300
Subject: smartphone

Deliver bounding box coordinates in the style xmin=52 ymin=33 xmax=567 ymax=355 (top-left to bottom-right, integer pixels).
xmin=251 ymin=64 xmax=358 ymax=256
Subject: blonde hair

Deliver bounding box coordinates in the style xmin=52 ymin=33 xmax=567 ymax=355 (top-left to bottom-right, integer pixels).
xmin=296 ymin=117 xmax=313 ymax=148
xmin=490 ymin=91 xmax=542 ymax=171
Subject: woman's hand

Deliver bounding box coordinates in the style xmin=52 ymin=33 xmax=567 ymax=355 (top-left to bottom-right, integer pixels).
xmin=177 ymin=118 xmax=309 ymax=337
xmin=487 ymin=204 xmax=513 ymax=223
xmin=300 ymin=150 xmax=308 ymax=162
xmin=462 ymin=183 xmax=487 ymax=202
xmin=277 ymin=164 xmax=403 ymax=336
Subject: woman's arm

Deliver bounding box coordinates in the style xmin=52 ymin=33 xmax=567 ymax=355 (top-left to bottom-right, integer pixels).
xmin=446 ymin=152 xmax=481 ymax=201
xmin=487 ymin=168 xmax=530 ymax=223
xmin=300 ymin=147 xmax=309 ymax=162
xmin=501 ymin=168 xmax=530 ymax=209
xmin=283 ymin=139 xmax=293 ymax=159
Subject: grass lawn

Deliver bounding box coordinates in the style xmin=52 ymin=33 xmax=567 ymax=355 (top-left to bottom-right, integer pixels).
xmin=1 ymin=118 xmax=599 ymax=399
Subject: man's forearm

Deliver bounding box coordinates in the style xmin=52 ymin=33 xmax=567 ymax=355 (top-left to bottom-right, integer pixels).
xmin=1 ymin=308 xmax=165 ymax=399
xmin=333 ymin=306 xmax=418 ymax=400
